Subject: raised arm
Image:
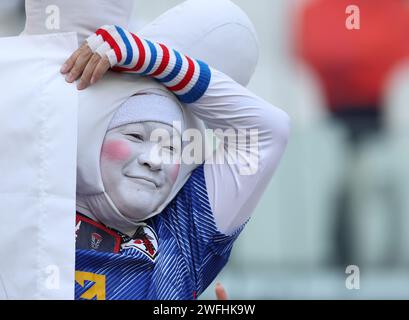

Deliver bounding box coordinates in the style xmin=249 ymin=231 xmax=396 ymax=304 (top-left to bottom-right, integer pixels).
xmin=62 ymin=25 xmax=290 ymax=235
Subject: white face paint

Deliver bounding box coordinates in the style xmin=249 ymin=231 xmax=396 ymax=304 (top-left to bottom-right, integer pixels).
xmin=100 ymin=121 xmax=181 ymax=221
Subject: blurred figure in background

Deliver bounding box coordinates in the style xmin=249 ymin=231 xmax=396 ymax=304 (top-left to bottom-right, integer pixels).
xmin=295 ymin=0 xmax=409 ymax=266
xmin=296 ymin=0 xmax=409 ymax=144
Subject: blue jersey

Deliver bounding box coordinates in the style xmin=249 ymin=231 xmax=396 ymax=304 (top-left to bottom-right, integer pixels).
xmin=75 ymin=165 xmax=243 ymax=300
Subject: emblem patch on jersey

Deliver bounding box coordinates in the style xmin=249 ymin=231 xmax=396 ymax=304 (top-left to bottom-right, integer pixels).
xmin=75 ymin=213 xmax=121 ymax=253
xmin=122 ymin=225 xmax=159 ymax=261
xmin=91 ymin=232 xmax=103 ymax=250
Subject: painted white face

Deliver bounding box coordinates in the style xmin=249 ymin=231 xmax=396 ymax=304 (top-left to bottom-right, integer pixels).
xmin=100 ymin=121 xmax=181 ymax=221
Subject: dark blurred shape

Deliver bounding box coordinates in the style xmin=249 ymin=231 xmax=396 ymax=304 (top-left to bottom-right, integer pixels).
xmin=294 ymin=0 xmax=409 ymax=266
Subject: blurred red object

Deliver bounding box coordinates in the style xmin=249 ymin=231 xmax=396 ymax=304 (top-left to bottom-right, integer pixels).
xmin=295 ymin=0 xmax=409 ymax=111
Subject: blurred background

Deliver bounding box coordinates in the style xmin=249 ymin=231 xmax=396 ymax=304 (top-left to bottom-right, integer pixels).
xmin=2 ymin=0 xmax=409 ymax=299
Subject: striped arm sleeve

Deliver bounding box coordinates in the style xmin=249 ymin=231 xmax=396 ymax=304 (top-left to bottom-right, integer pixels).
xmin=87 ymin=25 xmax=212 ymax=104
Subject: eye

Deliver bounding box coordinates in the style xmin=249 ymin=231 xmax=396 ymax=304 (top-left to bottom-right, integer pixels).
xmin=160 ymin=145 xmax=175 ymax=153
xmin=127 ymin=133 xmax=144 ymax=142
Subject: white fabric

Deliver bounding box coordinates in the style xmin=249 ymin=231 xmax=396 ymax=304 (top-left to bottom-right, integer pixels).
xmin=22 ymin=0 xmax=134 ymax=44
xmin=86 ymin=33 xmax=103 ymax=52
xmin=95 ymin=41 xmax=118 ymax=68
xmin=0 ymin=33 xmax=78 ymax=299
xmin=108 ymin=94 xmax=184 ymax=133
xmin=138 ymin=0 xmax=259 ymax=87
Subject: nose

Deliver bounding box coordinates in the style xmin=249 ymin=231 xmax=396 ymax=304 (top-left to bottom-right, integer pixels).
xmin=137 ymin=144 xmax=162 ymax=171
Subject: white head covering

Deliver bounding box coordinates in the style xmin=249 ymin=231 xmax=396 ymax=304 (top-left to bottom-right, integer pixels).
xmin=75 ymin=79 xmax=206 ymax=232
xmin=23 ymin=0 xmax=259 ymax=232
xmin=22 ymin=0 xmax=134 ymax=44
xmin=107 ymin=94 xmax=184 ymax=133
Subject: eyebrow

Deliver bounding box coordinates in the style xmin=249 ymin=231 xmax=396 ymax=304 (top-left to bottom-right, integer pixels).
xmin=121 ymin=124 xmax=146 ymax=133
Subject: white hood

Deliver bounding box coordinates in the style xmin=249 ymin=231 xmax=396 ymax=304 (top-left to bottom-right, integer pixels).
xmin=76 ymin=78 xmax=207 ymax=232
xmin=24 ymin=0 xmax=259 ymax=232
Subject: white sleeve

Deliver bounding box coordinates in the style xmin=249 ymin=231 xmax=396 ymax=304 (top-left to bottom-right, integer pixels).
xmin=186 ymin=69 xmax=290 ymax=235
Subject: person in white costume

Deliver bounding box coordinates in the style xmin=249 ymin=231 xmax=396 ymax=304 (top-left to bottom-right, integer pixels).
xmin=22 ymin=0 xmax=290 ymax=299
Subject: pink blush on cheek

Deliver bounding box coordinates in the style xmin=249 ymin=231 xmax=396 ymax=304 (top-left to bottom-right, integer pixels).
xmin=101 ymin=140 xmax=132 ymax=162
xmin=169 ymin=164 xmax=180 ymax=183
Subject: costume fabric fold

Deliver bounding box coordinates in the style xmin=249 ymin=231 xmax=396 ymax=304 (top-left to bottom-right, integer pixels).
xmin=0 ymin=33 xmax=78 ymax=299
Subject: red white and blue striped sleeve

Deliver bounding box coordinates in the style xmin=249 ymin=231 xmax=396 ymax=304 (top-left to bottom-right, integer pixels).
xmin=87 ymin=25 xmax=211 ymax=104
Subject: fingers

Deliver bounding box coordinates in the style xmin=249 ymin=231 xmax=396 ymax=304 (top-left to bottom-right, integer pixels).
xmin=61 ymin=40 xmax=113 ymax=89
xmin=60 ymin=46 xmax=82 ymax=75
xmin=61 ymin=43 xmax=90 ymax=75
xmin=62 ymin=44 xmax=93 ymax=83
xmin=77 ymin=53 xmax=101 ymax=90
xmin=90 ymin=56 xmax=111 ymax=85
xmin=215 ymin=283 xmax=228 ymax=300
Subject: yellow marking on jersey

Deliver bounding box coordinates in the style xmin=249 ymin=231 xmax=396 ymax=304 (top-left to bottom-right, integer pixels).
xmin=75 ymin=271 xmax=106 ymax=300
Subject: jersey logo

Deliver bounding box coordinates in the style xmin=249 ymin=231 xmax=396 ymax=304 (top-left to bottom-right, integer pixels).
xmin=91 ymin=232 xmax=103 ymax=250
xmin=75 ymin=271 xmax=106 ymax=300
xmin=121 ymin=225 xmax=159 ymax=261
xmin=75 ymin=213 xmax=122 ymax=253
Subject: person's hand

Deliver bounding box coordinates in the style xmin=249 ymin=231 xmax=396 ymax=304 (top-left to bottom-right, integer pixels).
xmin=60 ymin=25 xmax=131 ymax=91
xmin=60 ymin=42 xmax=111 ymax=90
xmin=215 ymin=282 xmax=228 ymax=300
xmin=60 ymin=24 xmax=211 ymax=104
